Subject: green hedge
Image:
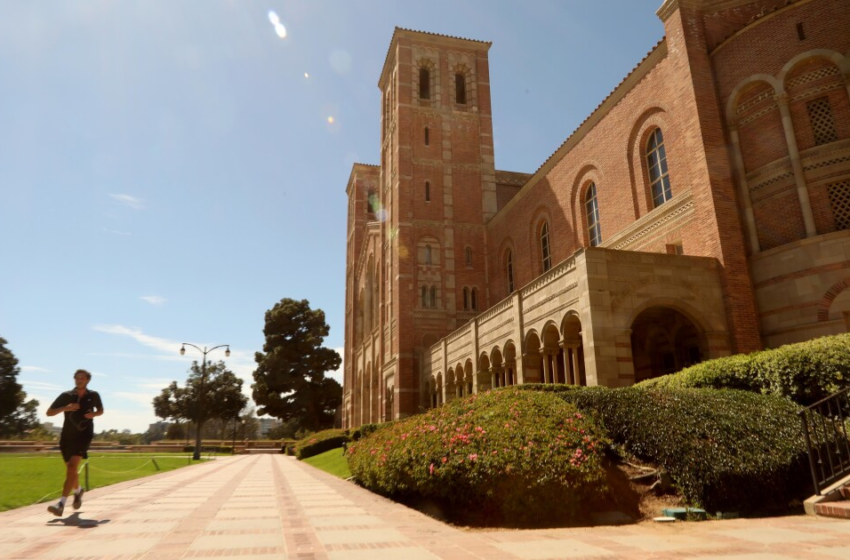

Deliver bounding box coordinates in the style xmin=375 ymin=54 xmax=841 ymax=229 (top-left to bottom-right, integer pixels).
xmin=637 ymin=333 xmax=850 ymax=405
xmin=549 ymin=386 xmax=809 ymax=513
xmin=350 ymin=423 xmax=382 ymax=441
xmin=295 ymin=429 xmax=349 ymax=460
xmin=347 ymin=389 xmax=608 ymax=527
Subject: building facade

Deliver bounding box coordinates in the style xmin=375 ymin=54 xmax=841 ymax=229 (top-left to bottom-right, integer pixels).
xmin=343 ymin=0 xmax=850 ymax=428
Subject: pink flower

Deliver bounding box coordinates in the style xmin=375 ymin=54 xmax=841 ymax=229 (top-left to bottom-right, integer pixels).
xmin=468 ymin=454 xmax=478 ymax=461
xmin=441 ymin=456 xmax=448 ymax=464
xmin=429 ymin=463 xmax=435 ymax=475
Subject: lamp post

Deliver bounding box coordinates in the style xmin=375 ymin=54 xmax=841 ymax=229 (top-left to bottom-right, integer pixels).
xmin=180 ymin=342 xmax=230 ymax=461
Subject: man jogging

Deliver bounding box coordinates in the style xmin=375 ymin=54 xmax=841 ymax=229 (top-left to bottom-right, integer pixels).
xmin=46 ymin=369 xmax=104 ymax=516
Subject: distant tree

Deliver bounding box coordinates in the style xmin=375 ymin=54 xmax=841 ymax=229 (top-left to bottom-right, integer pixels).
xmin=152 ymin=361 xmax=248 ymax=441
xmin=265 ymin=418 xmax=301 ymax=440
xmin=0 ymin=337 xmax=40 ymax=438
xmin=252 ymin=299 xmax=342 ymax=433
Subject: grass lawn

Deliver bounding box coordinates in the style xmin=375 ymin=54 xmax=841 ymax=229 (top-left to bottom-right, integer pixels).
xmin=302 ymin=447 xmax=352 ymax=479
xmin=0 ymin=453 xmax=216 ymax=512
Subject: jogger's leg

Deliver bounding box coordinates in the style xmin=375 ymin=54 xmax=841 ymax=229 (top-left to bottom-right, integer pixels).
xmin=63 ymin=455 xmax=81 ymax=497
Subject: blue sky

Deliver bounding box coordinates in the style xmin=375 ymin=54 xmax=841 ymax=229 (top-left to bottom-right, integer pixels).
xmin=0 ymin=1 xmax=664 ymax=433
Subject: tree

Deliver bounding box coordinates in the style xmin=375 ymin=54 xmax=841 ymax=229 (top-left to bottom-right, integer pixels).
xmin=252 ymin=298 xmax=342 ymax=432
xmin=151 ymin=360 xmax=248 ymax=441
xmin=0 ymin=337 xmax=40 ymax=439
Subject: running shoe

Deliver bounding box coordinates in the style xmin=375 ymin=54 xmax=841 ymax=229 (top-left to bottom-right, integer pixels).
xmin=73 ymin=488 xmax=85 ymax=510
xmin=47 ymin=502 xmax=64 ymax=517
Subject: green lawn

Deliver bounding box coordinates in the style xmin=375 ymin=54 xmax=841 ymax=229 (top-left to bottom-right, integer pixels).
xmin=302 ymin=448 xmax=352 ymax=479
xmin=0 ymin=453 xmax=214 ymax=512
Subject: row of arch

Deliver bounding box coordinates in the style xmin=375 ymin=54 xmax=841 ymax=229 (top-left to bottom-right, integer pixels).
xmin=426 ymin=304 xmax=712 ymax=409
xmin=725 ymin=48 xmax=850 ymax=252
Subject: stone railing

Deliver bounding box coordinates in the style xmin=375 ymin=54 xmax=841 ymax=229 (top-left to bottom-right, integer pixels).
xmin=601 ymin=189 xmax=694 ymax=251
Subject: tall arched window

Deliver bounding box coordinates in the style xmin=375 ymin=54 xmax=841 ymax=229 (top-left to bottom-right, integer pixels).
xmin=646 ymin=128 xmax=672 ymax=207
xmin=585 ymin=183 xmax=602 ymax=247
xmin=430 ymin=286 xmax=437 ymax=308
xmin=424 ymin=126 xmax=430 ymax=146
xmin=455 ymin=73 xmax=466 ymax=104
xmin=471 ymin=288 xmax=477 ymax=310
xmin=465 ymin=247 xmax=472 ymax=267
xmin=419 ymin=67 xmax=430 ymax=100
xmin=421 ymin=286 xmax=427 ymax=308
xmin=425 ymin=181 xmax=431 ymax=202
xmin=463 ymin=287 xmax=469 ymax=310
xmin=506 ymin=250 xmax=514 ymax=293
xmin=540 ymin=221 xmax=551 ymax=272
xmin=425 ymin=245 xmax=432 ymax=265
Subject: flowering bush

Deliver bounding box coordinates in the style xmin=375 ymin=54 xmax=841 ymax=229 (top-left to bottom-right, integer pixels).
xmin=295 ymin=429 xmax=349 ymax=460
xmin=637 ymin=333 xmax=850 ymax=405
xmin=346 ymin=388 xmax=607 ymax=526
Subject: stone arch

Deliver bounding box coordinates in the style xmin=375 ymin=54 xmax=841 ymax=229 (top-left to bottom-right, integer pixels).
xmin=630 ymin=305 xmax=709 ymax=383
xmin=777 ymin=49 xmax=847 ymax=85
xmin=540 ymin=321 xmax=562 ymax=384
xmin=464 ymin=359 xmax=474 ymax=395
xmin=523 ymin=330 xmax=543 ymax=384
xmin=502 ymin=343 xmax=518 ymax=387
xmin=818 ymin=277 xmax=850 ymax=327
xmin=561 ymin=312 xmax=586 ymax=386
xmin=478 ymin=352 xmax=492 ymax=391
xmin=446 ymin=367 xmax=456 ymax=402
xmin=725 ymin=74 xmax=782 ymax=123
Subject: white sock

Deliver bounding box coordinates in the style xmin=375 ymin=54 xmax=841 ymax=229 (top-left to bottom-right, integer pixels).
xmin=58 ymin=496 xmax=67 ymax=506
xmin=75 ymin=487 xmax=83 ymax=495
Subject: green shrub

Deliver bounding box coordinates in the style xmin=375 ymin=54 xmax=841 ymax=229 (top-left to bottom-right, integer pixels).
xmin=637 ymin=333 xmax=850 ymax=405
xmin=346 ymin=388 xmax=608 ymax=526
xmin=350 ymin=423 xmax=382 ymax=441
xmin=552 ymin=386 xmax=809 ymax=513
xmin=295 ymin=429 xmax=349 ymax=460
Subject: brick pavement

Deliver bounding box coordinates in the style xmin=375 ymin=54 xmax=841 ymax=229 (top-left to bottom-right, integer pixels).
xmin=2 ymin=455 xmax=849 ymax=559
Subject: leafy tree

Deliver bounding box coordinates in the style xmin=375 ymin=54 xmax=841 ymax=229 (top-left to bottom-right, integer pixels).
xmin=151 ymin=360 xmax=248 ymax=440
xmin=0 ymin=337 xmax=40 ymax=438
xmin=252 ymin=298 xmax=342 ymax=432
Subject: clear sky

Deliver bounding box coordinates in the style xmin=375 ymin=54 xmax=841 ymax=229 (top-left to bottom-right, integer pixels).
xmin=0 ymin=1 xmax=665 ymax=433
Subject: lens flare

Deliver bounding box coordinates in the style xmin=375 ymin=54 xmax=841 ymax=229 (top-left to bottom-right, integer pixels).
xmin=327 ymin=116 xmax=335 ymax=124
xmin=268 ymin=10 xmax=286 ymax=38
xmin=304 ymin=72 xmax=310 ymax=78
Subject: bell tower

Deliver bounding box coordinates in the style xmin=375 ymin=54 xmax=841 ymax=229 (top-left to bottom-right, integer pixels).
xmin=376 ymin=28 xmax=497 ymax=420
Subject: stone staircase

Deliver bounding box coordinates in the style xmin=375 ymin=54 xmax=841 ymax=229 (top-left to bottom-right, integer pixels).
xmin=814 ymin=484 xmax=850 ymax=519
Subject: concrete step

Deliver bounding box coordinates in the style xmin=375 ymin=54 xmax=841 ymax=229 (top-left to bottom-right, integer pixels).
xmin=815 ymin=500 xmax=850 ymax=519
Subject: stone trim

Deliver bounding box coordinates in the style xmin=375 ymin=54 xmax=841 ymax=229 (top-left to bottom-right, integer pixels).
xmin=600 ymin=190 xmax=694 ymax=251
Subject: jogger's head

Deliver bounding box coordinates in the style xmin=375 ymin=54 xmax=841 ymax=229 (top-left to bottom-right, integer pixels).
xmin=73 ymin=369 xmax=92 ymax=388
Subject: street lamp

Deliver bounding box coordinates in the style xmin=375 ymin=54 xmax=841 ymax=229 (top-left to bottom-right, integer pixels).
xmin=180 ymin=342 xmax=230 ymax=461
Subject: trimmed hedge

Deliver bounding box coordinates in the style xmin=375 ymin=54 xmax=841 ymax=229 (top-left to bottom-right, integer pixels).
xmin=637 ymin=333 xmax=850 ymax=405
xmin=295 ymin=429 xmax=349 ymax=460
xmin=347 ymin=389 xmax=608 ymax=526
xmin=350 ymin=423 xmax=382 ymax=441
xmin=548 ymin=386 xmax=809 ymax=513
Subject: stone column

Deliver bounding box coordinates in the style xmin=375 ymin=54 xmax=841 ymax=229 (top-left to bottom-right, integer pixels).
xmin=490 ymin=368 xmax=497 ymax=389
xmin=456 ymin=384 xmax=462 ymax=399
xmin=560 ymin=343 xmax=572 ymax=385
xmin=729 ymin=125 xmax=760 ymax=253
xmin=775 ymin=93 xmax=816 ymax=237
xmin=542 ymin=352 xmax=552 ymax=384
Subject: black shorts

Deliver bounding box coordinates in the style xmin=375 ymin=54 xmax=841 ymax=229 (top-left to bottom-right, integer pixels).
xmin=59 ymin=431 xmax=93 ymax=463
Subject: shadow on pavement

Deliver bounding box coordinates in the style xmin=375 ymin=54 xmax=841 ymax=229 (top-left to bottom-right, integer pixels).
xmin=47 ymin=512 xmax=110 ymax=529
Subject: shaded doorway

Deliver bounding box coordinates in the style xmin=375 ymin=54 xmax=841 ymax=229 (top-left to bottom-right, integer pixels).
xmin=630 ymin=306 xmax=706 ymax=383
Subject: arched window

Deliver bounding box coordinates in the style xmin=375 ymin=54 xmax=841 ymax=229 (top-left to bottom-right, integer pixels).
xmin=424 ymin=127 xmax=430 ymax=146
xmin=506 ymin=250 xmax=514 ymax=293
xmin=585 ymin=183 xmax=602 ymax=247
xmin=455 ymin=73 xmax=466 ymax=104
xmin=540 ymin=221 xmax=551 ymax=272
xmin=430 ymin=286 xmax=437 ymax=308
xmin=419 ymin=67 xmax=430 ymax=100
xmin=425 ymin=181 xmax=431 ymax=202
xmin=425 ymin=245 xmax=432 ymax=265
xmin=465 ymin=247 xmax=472 ymax=267
xmin=421 ymin=286 xmax=427 ymax=308
xmin=646 ymin=128 xmax=672 ymax=207
xmin=463 ymin=287 xmax=469 ymax=310
xmin=471 ymin=288 xmax=477 ymax=310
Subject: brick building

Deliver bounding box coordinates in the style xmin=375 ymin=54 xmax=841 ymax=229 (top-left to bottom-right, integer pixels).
xmin=343 ymin=0 xmax=850 ymax=427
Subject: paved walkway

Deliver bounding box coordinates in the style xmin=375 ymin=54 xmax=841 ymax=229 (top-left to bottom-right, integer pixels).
xmin=2 ymin=455 xmax=850 ymax=560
